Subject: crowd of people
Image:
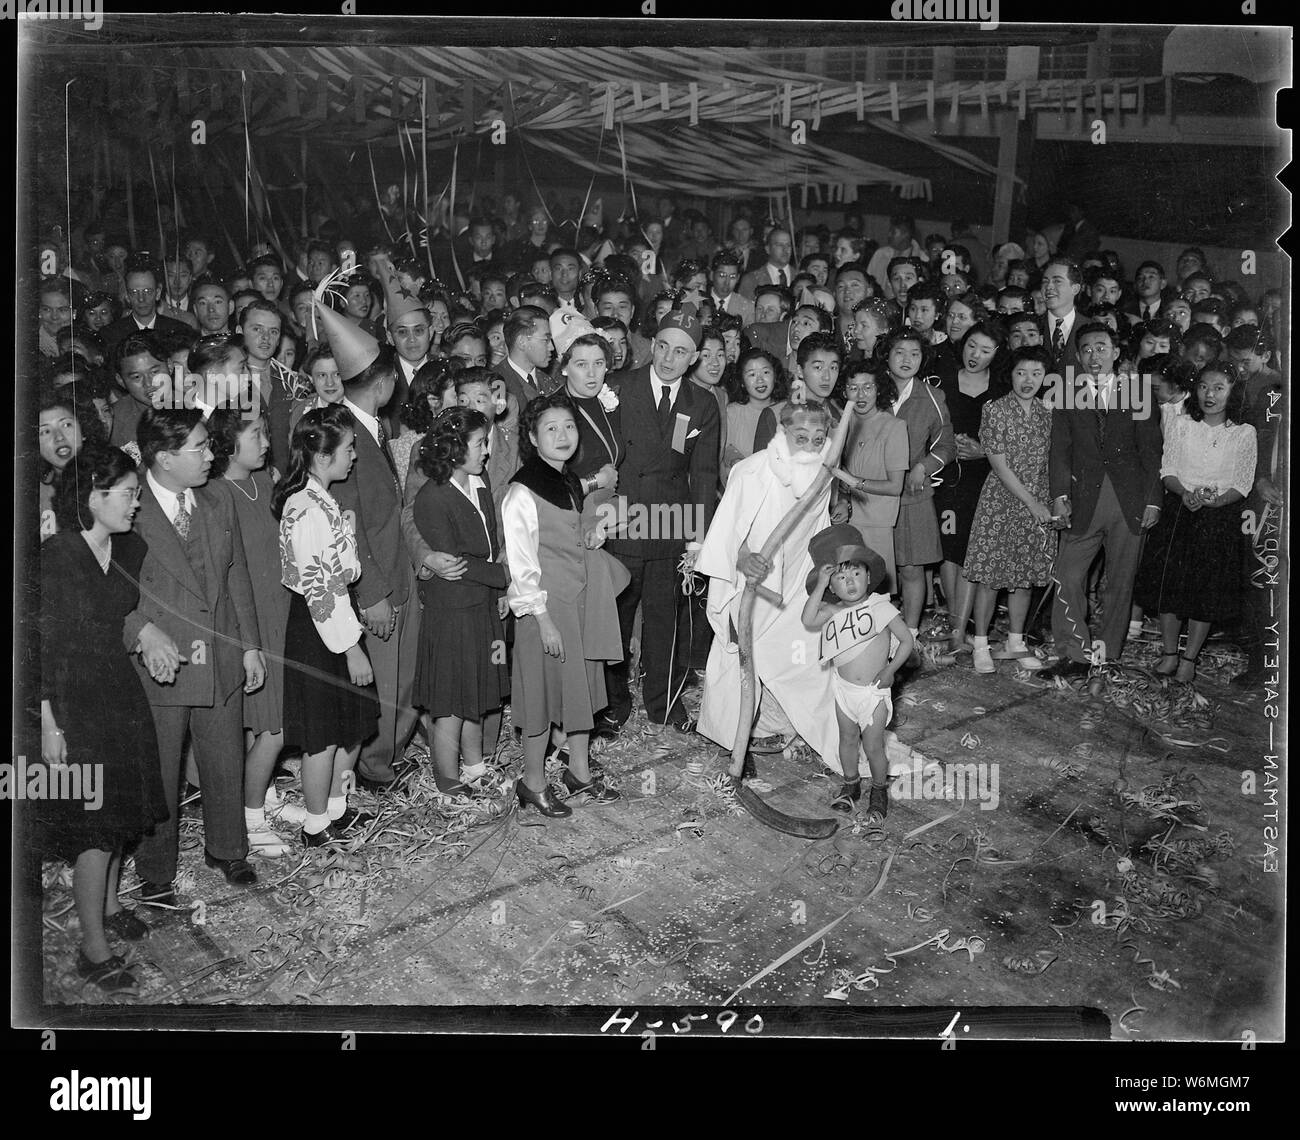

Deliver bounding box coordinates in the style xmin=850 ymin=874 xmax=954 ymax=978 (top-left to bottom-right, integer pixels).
xmin=27 ymin=189 xmax=1287 ymax=996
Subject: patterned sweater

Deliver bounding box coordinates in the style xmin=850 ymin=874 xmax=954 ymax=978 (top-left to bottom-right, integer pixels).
xmin=279 ymin=476 xmax=365 ymax=653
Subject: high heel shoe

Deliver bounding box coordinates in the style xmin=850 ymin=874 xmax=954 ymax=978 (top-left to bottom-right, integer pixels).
xmin=1153 ymin=652 xmax=1180 ymax=677
xmin=516 ymin=779 xmax=572 ymax=817
xmin=561 ymin=769 xmax=621 ymax=804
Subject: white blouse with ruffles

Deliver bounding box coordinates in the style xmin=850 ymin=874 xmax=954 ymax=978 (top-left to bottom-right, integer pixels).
xmin=1160 ymin=416 xmax=1257 ymax=499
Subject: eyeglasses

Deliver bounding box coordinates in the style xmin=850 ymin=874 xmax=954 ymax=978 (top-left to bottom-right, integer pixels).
xmin=174 ymin=444 xmax=212 ymax=455
xmin=126 ymin=288 xmax=157 ymax=299
xmin=99 ymin=487 xmax=142 ymax=500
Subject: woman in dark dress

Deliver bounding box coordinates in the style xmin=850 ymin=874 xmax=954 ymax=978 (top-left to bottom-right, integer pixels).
xmin=412 ymin=408 xmax=510 ymax=795
xmin=38 ymin=444 xmax=169 ymax=996
xmin=559 ymin=330 xmax=622 ymax=540
xmin=933 ymin=321 xmax=1006 ymax=661
xmin=207 ymin=407 xmax=297 ymax=856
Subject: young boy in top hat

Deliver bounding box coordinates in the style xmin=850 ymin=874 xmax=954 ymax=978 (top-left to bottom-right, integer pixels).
xmin=801 ymin=524 xmax=913 ymax=820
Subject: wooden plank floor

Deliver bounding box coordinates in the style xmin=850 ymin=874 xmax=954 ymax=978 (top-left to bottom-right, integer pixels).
xmin=36 ymin=649 xmax=1284 ymax=1040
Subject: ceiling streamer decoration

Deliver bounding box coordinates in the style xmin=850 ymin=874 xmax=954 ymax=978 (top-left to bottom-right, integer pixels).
xmin=42 ymin=41 xmax=1202 ymax=206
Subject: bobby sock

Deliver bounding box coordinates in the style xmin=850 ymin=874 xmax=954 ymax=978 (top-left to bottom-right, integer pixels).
xmin=303 ymin=811 xmax=331 ymax=835
xmin=1128 ymin=620 xmax=1143 ymax=638
xmin=244 ymin=806 xmax=267 ymax=831
xmin=461 ymin=761 xmax=487 ymax=781
xmin=973 ymin=635 xmax=990 ymax=649
xmin=1006 ymin=633 xmax=1027 ymax=650
xmin=327 ymin=795 xmax=347 ymax=820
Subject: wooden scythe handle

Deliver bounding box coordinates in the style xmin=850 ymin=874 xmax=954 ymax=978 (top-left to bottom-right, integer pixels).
xmin=728 ymin=410 xmax=854 ymax=779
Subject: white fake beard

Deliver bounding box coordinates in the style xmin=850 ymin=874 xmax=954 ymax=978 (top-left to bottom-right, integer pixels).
xmin=769 ymin=430 xmax=825 ymax=497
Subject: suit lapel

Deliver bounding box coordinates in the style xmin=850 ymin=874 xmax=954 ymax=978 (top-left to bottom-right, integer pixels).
xmin=193 ymin=486 xmax=222 ymax=605
xmin=137 ymin=484 xmax=206 ymax=603
xmin=356 ymin=420 xmax=399 ymax=491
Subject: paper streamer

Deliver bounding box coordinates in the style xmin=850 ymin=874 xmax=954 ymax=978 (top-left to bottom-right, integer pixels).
xmin=926 ymin=79 xmax=935 ymax=122
xmin=688 ymin=81 xmax=699 ymax=127
xmin=856 ymin=81 xmax=864 ymax=121
xmin=949 ymin=82 xmax=960 ymax=123
xmin=367 ymin=144 xmax=395 ymax=242
xmin=420 ymin=78 xmax=435 ymax=281
xmin=632 ymin=81 xmax=643 ymax=110
xmin=605 ymin=82 xmax=617 ymax=131
xmin=241 ymin=70 xmax=251 ymax=247
xmin=782 ymin=82 xmax=792 ymax=127
xmin=889 ymin=81 xmax=899 ymax=122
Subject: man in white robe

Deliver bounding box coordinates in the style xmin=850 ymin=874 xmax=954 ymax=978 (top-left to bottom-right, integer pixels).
xmin=696 ymin=404 xmax=843 ymax=771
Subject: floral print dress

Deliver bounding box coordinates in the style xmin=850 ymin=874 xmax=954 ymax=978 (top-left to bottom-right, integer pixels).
xmin=962 ymin=394 xmax=1055 ymax=590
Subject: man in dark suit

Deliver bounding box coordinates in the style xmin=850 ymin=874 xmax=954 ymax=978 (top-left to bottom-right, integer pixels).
xmin=708 ymin=250 xmax=755 ymax=327
xmin=330 ymin=336 xmax=421 ymax=792
xmin=601 ymin=308 xmax=720 ymax=734
xmin=1039 ymin=258 xmax=1086 ymax=378
xmin=108 ymin=332 xmax=169 ymax=450
xmin=437 ymin=216 xmax=499 ymax=291
xmin=102 ymin=259 xmax=192 ymax=351
xmin=495 ymin=305 xmax=555 ymax=412
xmin=125 ymin=408 xmax=266 ymax=904
xmin=1057 ymin=201 xmax=1101 ymax=261
xmin=1125 ymin=260 xmax=1168 ymax=326
xmin=1039 ymin=322 xmax=1163 ymax=680
xmin=738 ymin=226 xmax=795 ymax=302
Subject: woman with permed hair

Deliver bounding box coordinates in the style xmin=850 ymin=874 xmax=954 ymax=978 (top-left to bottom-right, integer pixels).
xmin=411 ymin=406 xmax=510 ymax=795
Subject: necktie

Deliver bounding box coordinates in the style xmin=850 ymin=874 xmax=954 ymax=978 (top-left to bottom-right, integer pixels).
xmin=658 ymin=384 xmax=672 ymax=432
xmin=779 ymin=268 xmax=789 ymax=288
xmin=173 ymin=496 xmax=191 ymax=541
xmin=527 ymin=371 xmax=539 ymax=397
xmin=1052 ymin=320 xmax=1065 ymax=358
xmin=377 ymin=421 xmax=399 ymax=483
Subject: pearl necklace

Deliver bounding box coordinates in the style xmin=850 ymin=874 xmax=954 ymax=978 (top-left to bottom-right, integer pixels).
xmin=228 ymin=473 xmax=259 ymax=502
